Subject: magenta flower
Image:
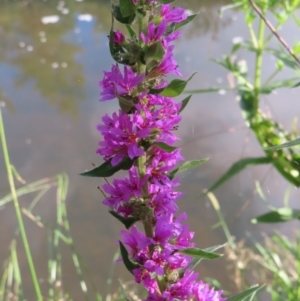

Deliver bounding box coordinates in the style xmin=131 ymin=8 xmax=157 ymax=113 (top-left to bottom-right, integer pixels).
xmin=99 ymin=65 xmax=144 ymax=101
xmin=155 ymin=46 xmax=181 ymax=76
xmin=161 ymin=4 xmax=188 ymax=23
xmin=97 ymin=110 xmax=150 ymax=166
xmin=102 ymin=168 xmax=146 ymax=215
xmin=147 ymin=148 xmax=183 ymax=187
xmin=162 ymin=270 xmax=198 ymax=301
xmin=113 ymin=30 xmax=125 ymax=44
xmin=141 ymin=21 xmax=167 ymax=45
xmin=121 ymin=226 xmax=153 ymax=260
xmin=193 ymin=281 xmax=226 ymax=301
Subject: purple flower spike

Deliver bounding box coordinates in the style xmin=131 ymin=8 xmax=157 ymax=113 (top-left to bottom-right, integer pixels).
xmin=193 ymin=281 xmax=226 ymax=301
xmin=99 ymin=65 xmax=144 ymax=101
xmin=161 ymin=4 xmax=188 ymax=24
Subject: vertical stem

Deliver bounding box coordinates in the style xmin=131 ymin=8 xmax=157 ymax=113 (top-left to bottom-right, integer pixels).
xmin=0 ymin=109 xmax=43 ymax=301
xmin=253 ymin=5 xmax=266 ymax=115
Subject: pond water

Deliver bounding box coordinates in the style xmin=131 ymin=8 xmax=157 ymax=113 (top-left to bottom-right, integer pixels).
xmin=0 ymin=0 xmax=299 ymax=299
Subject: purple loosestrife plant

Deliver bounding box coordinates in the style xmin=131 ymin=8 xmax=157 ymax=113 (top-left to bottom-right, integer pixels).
xmin=82 ymin=0 xmax=264 ymax=300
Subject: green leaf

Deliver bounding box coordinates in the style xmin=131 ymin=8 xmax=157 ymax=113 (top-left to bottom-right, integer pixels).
xmin=109 ymin=211 xmax=139 ymax=229
xmin=179 ymin=247 xmax=222 ymax=260
xmin=206 ymin=157 xmax=272 ymax=192
xmin=293 ymin=81 xmax=300 ymax=88
xmin=227 ymin=285 xmax=265 ymax=301
xmin=169 ymin=159 xmax=208 ymax=180
xmin=180 ymin=244 xmax=226 ymax=276
xmin=260 ymin=78 xmax=299 ymax=94
xmin=266 ymin=48 xmax=299 ymax=70
xmin=144 ymin=41 xmax=165 ymax=63
xmin=179 ymin=95 xmax=192 ymax=113
xmin=174 ymin=14 xmax=198 ymax=31
xmin=119 ymin=0 xmax=136 ymax=18
xmin=119 ymin=241 xmax=140 ymax=274
xmin=264 ymin=137 xmax=300 ymax=151
xmin=80 ymin=157 xmax=135 ymax=178
xmin=153 ymin=142 xmax=177 ymax=153
xmin=125 ymin=24 xmax=136 ymax=39
xmin=186 ymin=87 xmax=234 ymax=94
xmin=231 ymin=43 xmax=242 ymax=54
xmin=158 ymin=0 xmax=176 ymax=3
xmin=114 ymin=5 xmax=135 ymax=24
xmin=152 ymin=73 xmax=196 ymax=97
xmin=252 ymin=208 xmax=300 ymax=223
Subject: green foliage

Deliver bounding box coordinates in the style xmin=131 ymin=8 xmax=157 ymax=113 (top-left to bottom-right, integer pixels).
xmin=179 ymin=95 xmax=193 ymax=113
xmin=109 ymin=211 xmax=140 ymax=229
xmin=80 ymin=157 xmax=135 ymax=178
xmin=264 ymin=137 xmax=300 ymax=150
xmin=119 ymin=0 xmax=136 ymax=18
xmin=192 ymin=0 xmax=300 ymax=192
xmin=206 ymin=157 xmax=272 ymax=192
xmin=179 ymin=247 xmax=223 ymax=260
xmin=168 ymin=158 xmax=208 ymax=180
xmin=226 ymin=284 xmax=265 ymax=301
xmin=151 ymin=73 xmax=196 ymax=97
xmin=252 ymin=207 xmax=300 ymax=223
xmin=119 ymin=241 xmax=140 ymax=274
xmin=144 ymin=41 xmax=165 ymax=64
xmin=153 ymin=142 xmax=177 ymax=152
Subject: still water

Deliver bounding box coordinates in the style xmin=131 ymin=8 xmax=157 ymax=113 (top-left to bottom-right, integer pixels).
xmin=0 ymin=0 xmax=299 ymax=299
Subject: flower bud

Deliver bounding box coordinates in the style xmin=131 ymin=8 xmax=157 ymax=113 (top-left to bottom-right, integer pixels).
xmin=113 ymin=30 xmax=125 ymax=44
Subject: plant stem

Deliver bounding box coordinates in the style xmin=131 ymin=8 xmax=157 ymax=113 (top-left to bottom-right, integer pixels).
xmin=0 ymin=109 xmax=43 ymax=301
xmin=135 ymin=3 xmax=166 ymax=293
xmin=253 ymin=9 xmax=266 ymax=115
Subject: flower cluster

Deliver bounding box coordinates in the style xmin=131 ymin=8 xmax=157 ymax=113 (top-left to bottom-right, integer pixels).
xmin=95 ymin=1 xmax=226 ymax=301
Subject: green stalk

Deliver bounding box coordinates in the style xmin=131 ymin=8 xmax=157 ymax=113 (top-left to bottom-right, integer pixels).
xmin=136 ymin=2 xmax=166 ymax=293
xmin=253 ymin=10 xmax=266 ymax=115
xmin=0 ymin=109 xmax=43 ymax=301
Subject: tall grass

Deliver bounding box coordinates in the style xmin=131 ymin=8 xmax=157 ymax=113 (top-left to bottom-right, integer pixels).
xmin=0 ymin=109 xmax=109 ymax=301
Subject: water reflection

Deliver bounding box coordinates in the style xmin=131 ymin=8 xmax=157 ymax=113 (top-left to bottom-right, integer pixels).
xmin=0 ymin=0 xmax=230 ymax=117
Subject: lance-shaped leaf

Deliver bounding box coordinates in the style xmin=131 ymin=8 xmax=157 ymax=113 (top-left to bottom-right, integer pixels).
xmin=187 ymin=243 xmax=226 ymax=271
xmin=144 ymin=41 xmax=165 ymax=63
xmin=158 ymin=0 xmax=176 ymax=3
xmin=169 ymin=159 xmax=208 ymax=180
xmin=264 ymin=137 xmax=300 ymax=151
xmin=114 ymin=5 xmax=135 ymax=24
xmin=266 ymin=47 xmax=299 ymax=70
xmin=206 ymin=157 xmax=272 ymax=193
xmin=227 ymin=284 xmax=265 ymax=301
xmin=252 ymin=208 xmax=300 ymax=224
xmin=80 ymin=157 xmax=135 ymax=178
xmin=153 ymin=142 xmax=177 ymax=153
xmin=119 ymin=241 xmax=140 ymax=274
xmin=119 ymin=0 xmax=136 ymax=18
xmin=179 ymin=247 xmax=222 ymax=260
xmin=260 ymin=78 xmax=299 ymax=94
xmin=179 ymin=95 xmax=192 ymax=113
xmin=174 ymin=14 xmax=198 ymax=31
xmin=186 ymin=87 xmax=234 ymax=94
xmin=109 ymin=211 xmax=139 ymax=229
xmin=151 ymin=73 xmax=196 ymax=97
